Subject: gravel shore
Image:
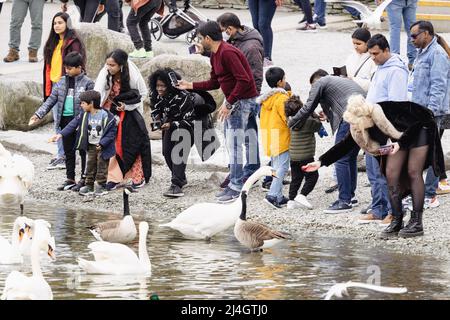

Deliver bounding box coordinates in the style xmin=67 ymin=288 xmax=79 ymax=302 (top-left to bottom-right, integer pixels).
xmin=16 ymin=124 xmax=450 ymax=263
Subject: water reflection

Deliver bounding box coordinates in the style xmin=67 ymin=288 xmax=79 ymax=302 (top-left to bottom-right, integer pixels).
xmin=0 ymin=202 xmax=449 ymax=299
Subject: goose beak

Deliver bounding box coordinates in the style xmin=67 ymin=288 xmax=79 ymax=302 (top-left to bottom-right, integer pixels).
xmin=47 ymin=245 xmax=56 ymax=261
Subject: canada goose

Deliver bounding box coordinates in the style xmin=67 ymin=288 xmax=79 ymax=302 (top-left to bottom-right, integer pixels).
xmin=0 ymin=143 xmax=34 ymax=214
xmin=234 ymin=191 xmax=291 ymax=251
xmin=1 ymin=220 xmax=56 ymax=300
xmin=87 ymin=188 xmax=137 ymax=243
xmin=324 ymin=281 xmax=407 ymax=300
xmin=159 ymin=166 xmax=277 ymax=240
xmin=0 ymin=216 xmax=33 ymax=264
xmin=78 ymin=221 xmax=151 ymax=275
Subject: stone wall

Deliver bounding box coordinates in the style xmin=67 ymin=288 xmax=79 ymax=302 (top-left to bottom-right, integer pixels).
xmin=190 ymin=0 xmax=376 ymax=15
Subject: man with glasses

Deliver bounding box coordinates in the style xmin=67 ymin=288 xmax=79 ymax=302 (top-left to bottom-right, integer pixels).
xmin=408 ymin=21 xmax=450 ymax=208
xmin=177 ymin=21 xmax=259 ymax=203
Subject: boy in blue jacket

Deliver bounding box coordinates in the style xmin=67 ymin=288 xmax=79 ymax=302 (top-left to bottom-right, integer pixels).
xmin=50 ymin=90 xmax=117 ymax=196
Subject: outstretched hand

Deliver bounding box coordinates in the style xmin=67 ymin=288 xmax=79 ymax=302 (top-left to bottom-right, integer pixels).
xmin=302 ymin=161 xmax=321 ymax=172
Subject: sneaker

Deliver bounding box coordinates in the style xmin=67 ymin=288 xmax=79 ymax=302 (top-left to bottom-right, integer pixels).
xmin=132 ymin=180 xmax=145 ymax=189
xmin=46 ymin=157 xmax=66 ymax=170
xmin=317 ymin=22 xmax=327 ymax=29
xmin=264 ymin=195 xmax=282 ymax=209
xmin=220 ymin=174 xmax=230 ymax=189
xmin=71 ymin=179 xmax=86 ymax=192
xmin=380 ymin=213 xmax=394 ymax=226
xmin=261 ymin=180 xmax=271 ymax=192
xmin=351 ymin=197 xmax=359 ymax=207
xmin=129 ymin=48 xmax=147 ymax=58
xmin=144 ymin=50 xmax=154 ymax=58
xmin=294 ymin=194 xmax=313 ymax=209
xmin=57 ymin=179 xmax=76 ymax=191
xmin=287 ymin=200 xmax=303 ymax=210
xmin=105 ymin=181 xmax=119 ymax=191
xmin=217 ymin=188 xmax=240 ymax=204
xmin=216 ymin=187 xmax=230 ymax=198
xmin=296 ymin=23 xmax=317 ymax=32
xmin=360 ymin=205 xmax=372 ymax=214
xmin=163 ymin=184 xmax=184 ymax=198
xmin=325 ymin=183 xmax=338 ymax=194
xmin=48 ymin=157 xmax=58 ymax=165
xmin=323 ymin=200 xmax=353 ymax=214
xmin=94 ymin=182 xmax=108 ymax=196
xmin=358 ymin=212 xmax=382 ymax=224
xmin=437 ymin=180 xmax=450 ymax=195
xmin=263 ymin=58 xmax=274 ymax=68
xmin=279 ymin=196 xmax=289 ymax=207
xmin=424 ymin=196 xmax=440 ymax=209
xmin=79 ymin=185 xmax=94 ymax=196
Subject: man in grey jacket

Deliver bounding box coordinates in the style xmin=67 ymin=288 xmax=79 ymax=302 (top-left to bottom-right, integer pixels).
xmin=289 ymin=69 xmax=366 ymax=213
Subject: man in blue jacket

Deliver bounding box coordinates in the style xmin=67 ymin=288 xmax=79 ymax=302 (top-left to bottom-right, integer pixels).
xmin=409 ymin=20 xmax=450 ymax=206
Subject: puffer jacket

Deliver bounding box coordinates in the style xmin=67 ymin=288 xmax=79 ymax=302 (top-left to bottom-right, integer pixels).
xmin=230 ymin=26 xmax=264 ymax=93
xmin=257 ymin=88 xmax=292 ymax=157
xmin=285 ymin=96 xmax=322 ymax=161
xmin=35 ymin=73 xmax=94 ymax=129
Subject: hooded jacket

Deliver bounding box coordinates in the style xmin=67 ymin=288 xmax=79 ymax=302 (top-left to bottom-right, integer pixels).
xmin=366 ymin=54 xmax=409 ymax=104
xmin=230 ymin=26 xmax=264 ymax=93
xmin=257 ymin=88 xmax=292 ymax=157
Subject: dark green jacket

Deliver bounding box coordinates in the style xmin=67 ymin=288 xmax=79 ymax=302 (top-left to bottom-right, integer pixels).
xmin=289 ymin=116 xmax=322 ymax=162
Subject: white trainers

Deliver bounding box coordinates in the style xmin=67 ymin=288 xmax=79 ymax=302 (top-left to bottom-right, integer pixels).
xmin=294 ymin=194 xmax=313 ymax=209
xmin=129 ymin=48 xmax=146 ymax=58
xmin=287 ymin=200 xmax=302 ymax=210
xmin=424 ymin=196 xmax=440 ymax=209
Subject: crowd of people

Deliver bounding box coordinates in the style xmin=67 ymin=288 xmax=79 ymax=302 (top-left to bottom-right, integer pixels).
xmin=2 ymin=1 xmax=450 ymax=240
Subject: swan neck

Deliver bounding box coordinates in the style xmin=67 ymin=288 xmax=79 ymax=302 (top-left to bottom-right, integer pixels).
xmin=138 ymin=229 xmax=151 ymax=269
xmin=30 ymin=242 xmax=43 ymax=277
xmin=239 ymin=192 xmax=247 ymax=220
xmin=11 ymin=221 xmax=20 ymax=247
xmin=123 ymin=191 xmax=130 ymax=216
xmin=242 ymin=172 xmax=262 ymax=192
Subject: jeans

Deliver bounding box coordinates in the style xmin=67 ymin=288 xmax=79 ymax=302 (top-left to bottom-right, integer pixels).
xmin=60 ymin=116 xmax=86 ymax=181
xmin=53 ymin=107 xmax=64 ymax=158
xmin=243 ymin=105 xmax=261 ymax=179
xmin=126 ymin=0 xmax=162 ymax=51
xmin=334 ymin=121 xmax=359 ymax=204
xmin=386 ymin=0 xmax=418 ymax=65
xmin=8 ymin=0 xmax=45 ymax=51
xmin=225 ymin=97 xmax=259 ymax=192
xmin=366 ymin=154 xmax=391 ymax=218
xmin=268 ymin=151 xmax=290 ymax=201
xmin=247 ymin=0 xmax=276 ymax=60
xmin=313 ymin=0 xmax=326 ymax=25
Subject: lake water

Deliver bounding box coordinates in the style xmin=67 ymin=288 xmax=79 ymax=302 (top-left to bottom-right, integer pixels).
xmin=1 ymin=202 xmax=450 ymax=300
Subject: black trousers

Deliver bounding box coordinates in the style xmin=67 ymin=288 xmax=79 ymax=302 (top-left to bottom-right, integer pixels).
xmin=289 ymin=158 xmax=319 ymax=200
xmin=60 ymin=116 xmax=86 ymax=181
xmin=126 ymin=0 xmax=162 ymax=51
xmin=93 ymin=0 xmax=121 ymax=32
xmin=73 ymin=0 xmax=101 ymax=23
xmin=162 ymin=125 xmax=193 ymax=188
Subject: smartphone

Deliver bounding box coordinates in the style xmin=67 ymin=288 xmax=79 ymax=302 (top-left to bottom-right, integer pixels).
xmin=378 ymin=144 xmax=394 ymax=155
xmin=188 ymin=44 xmax=197 ymax=54
xmin=168 ymin=71 xmax=179 ymax=87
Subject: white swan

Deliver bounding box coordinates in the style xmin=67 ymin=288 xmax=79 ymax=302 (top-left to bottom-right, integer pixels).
xmin=324 ymin=281 xmax=408 ymax=300
xmin=0 ymin=216 xmax=33 ymax=264
xmin=234 ymin=191 xmax=291 ymax=251
xmin=87 ymin=188 xmax=137 ymax=243
xmin=159 ymin=166 xmax=278 ymax=240
xmin=78 ymin=221 xmax=151 ymax=275
xmin=1 ymin=220 xmax=56 ymax=300
xmin=0 ymin=142 xmax=35 ymax=214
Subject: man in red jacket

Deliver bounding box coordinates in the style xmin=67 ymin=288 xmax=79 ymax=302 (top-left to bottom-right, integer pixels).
xmin=178 ymin=21 xmax=259 ymax=203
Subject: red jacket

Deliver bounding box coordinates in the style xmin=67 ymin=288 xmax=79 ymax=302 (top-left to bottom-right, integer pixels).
xmin=43 ymin=35 xmax=86 ymax=100
xmin=193 ymin=41 xmax=258 ymax=105
xmin=126 ymin=0 xmax=164 ymax=15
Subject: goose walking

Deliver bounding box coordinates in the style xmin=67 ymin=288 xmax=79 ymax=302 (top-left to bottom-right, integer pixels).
xmin=0 ymin=216 xmax=33 ymax=264
xmin=159 ymin=166 xmax=277 ymax=240
xmin=234 ymin=191 xmax=291 ymax=251
xmin=1 ymin=220 xmax=56 ymax=300
xmin=0 ymin=142 xmax=34 ymax=214
xmin=87 ymin=188 xmax=137 ymax=243
xmin=78 ymin=221 xmax=151 ymax=275
xmin=324 ymin=281 xmax=408 ymax=300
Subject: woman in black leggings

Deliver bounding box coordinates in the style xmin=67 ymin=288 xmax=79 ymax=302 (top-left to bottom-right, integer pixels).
xmin=303 ymin=95 xmax=445 ymax=239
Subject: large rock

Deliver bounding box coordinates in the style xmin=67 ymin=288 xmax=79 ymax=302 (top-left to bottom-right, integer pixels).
xmin=75 ymin=23 xmax=179 ymax=79
xmin=0 ymin=79 xmax=51 ymax=131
